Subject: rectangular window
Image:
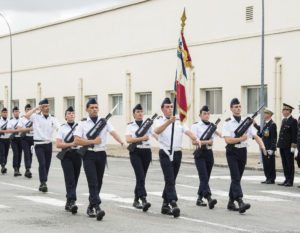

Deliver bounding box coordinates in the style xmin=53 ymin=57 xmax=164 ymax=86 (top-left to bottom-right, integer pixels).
xmin=12 ymin=100 xmax=19 ymax=109
xmin=26 ymin=99 xmax=36 ymax=108
xmin=246 ymin=6 xmax=254 ymax=22
xmin=110 ymin=94 xmax=123 ymax=115
xmin=137 ymin=93 xmax=152 ymax=115
xmin=204 ymin=89 xmax=222 ymax=114
xmin=47 ymin=98 xmax=55 ymax=116
xmin=64 ymin=96 xmax=75 ymax=109
xmin=246 ymin=86 xmax=267 ymax=114
xmin=166 ymin=90 xmax=178 ymax=114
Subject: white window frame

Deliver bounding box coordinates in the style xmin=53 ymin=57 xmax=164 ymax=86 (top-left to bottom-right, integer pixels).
xmin=245 ymin=86 xmax=267 ymax=114
xmin=110 ymin=94 xmax=123 ymax=116
xmin=137 ymin=92 xmax=152 ymax=115
xmin=203 ymin=88 xmax=222 ymax=115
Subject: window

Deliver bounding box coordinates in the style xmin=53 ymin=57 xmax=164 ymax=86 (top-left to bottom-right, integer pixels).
xmin=166 ymin=90 xmax=178 ymax=114
xmin=246 ymin=6 xmax=254 ymax=22
xmin=26 ymin=99 xmax=36 ymax=108
xmin=64 ymin=96 xmax=75 ymax=109
xmin=110 ymin=94 xmax=123 ymax=115
xmin=137 ymin=93 xmax=152 ymax=115
xmin=204 ymin=89 xmax=222 ymax=114
xmin=47 ymin=98 xmax=55 ymax=116
xmin=12 ymin=100 xmax=19 ymax=109
xmin=246 ymin=86 xmax=267 ymax=114
xmin=85 ymin=95 xmax=97 ymax=107
xmin=0 ymin=100 xmax=4 ymax=110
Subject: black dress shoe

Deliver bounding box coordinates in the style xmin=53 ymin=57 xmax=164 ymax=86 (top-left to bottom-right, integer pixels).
xmin=277 ymin=181 xmax=287 ymax=186
xmin=161 ymin=201 xmax=172 ymax=215
xmin=284 ymin=182 xmax=293 ymax=187
xmin=266 ymin=180 xmax=275 ymax=184
xmin=140 ymin=197 xmax=151 ymax=212
xmin=87 ymin=204 xmax=96 ymax=218
xmin=206 ymin=195 xmax=217 ymax=209
xmin=133 ymin=200 xmax=142 ymax=209
xmin=95 ymin=206 xmax=105 ymax=221
xmin=24 ymin=169 xmax=32 ymax=178
xmin=14 ymin=168 xmax=21 ymax=177
xmin=261 ymin=180 xmax=267 ymax=184
xmin=237 ymin=198 xmax=251 ymax=214
xmin=170 ymin=200 xmax=180 ymax=218
xmin=227 ymin=199 xmax=239 ymax=211
xmin=39 ymin=183 xmax=48 ymax=193
xmin=69 ymin=200 xmax=78 ymax=214
xmin=297 ymin=186 xmax=300 ymax=188
xmin=65 ymin=200 xmax=71 ymax=211
xmin=1 ymin=164 xmax=7 ymax=174
xmin=196 ymin=195 xmax=207 ymax=207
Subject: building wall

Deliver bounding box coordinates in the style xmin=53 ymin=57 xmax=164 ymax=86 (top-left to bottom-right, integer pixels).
xmin=0 ymin=0 xmax=299 ymax=152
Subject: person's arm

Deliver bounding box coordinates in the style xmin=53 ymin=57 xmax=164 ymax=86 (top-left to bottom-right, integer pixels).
xmin=74 ymin=136 xmax=101 ymax=146
xmin=224 ymin=135 xmax=247 ymax=144
xmin=56 ymin=138 xmax=76 ymax=149
xmin=154 ymin=117 xmax=175 ymax=135
xmin=25 ymin=105 xmax=41 ymax=120
xmin=110 ymin=130 xmax=125 ymax=147
xmin=126 ymin=135 xmax=149 ymax=144
xmin=253 ymin=134 xmax=267 ymax=155
xmin=270 ymin=123 xmax=277 ymax=152
xmin=185 ymin=129 xmax=201 ymax=147
xmin=17 ymin=126 xmax=32 ymax=133
xmin=291 ymin=119 xmax=298 ymax=153
xmin=152 ymin=133 xmax=158 ymax=141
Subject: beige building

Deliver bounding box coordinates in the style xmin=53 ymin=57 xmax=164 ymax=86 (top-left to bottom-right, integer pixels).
xmin=0 ymin=0 xmax=299 ymax=152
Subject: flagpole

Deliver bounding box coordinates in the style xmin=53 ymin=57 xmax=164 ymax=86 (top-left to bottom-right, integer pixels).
xmin=170 ymin=9 xmax=187 ymax=157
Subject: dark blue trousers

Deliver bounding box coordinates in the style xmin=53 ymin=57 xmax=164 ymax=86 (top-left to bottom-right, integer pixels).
xmin=83 ymin=151 xmax=106 ymax=206
xmin=21 ymin=136 xmax=33 ymax=169
xmin=262 ymin=153 xmax=276 ymax=182
xmin=130 ymin=148 xmax=152 ymax=198
xmin=159 ymin=149 xmax=182 ymax=202
xmin=35 ymin=143 xmax=52 ymax=183
xmin=11 ymin=137 xmax=22 ymax=169
xmin=61 ymin=150 xmax=82 ymax=201
xmin=0 ymin=139 xmax=10 ymax=166
xmin=194 ymin=149 xmax=214 ymax=198
xmin=226 ymin=147 xmax=247 ymax=200
xmin=280 ymin=148 xmax=294 ymax=184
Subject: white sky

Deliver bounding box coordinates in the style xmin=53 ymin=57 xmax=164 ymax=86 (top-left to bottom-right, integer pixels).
xmin=0 ymin=0 xmax=131 ymax=35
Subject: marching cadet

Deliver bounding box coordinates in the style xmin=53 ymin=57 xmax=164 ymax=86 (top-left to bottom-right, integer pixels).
xmin=17 ymin=104 xmax=34 ymax=178
xmin=191 ymin=105 xmax=221 ymax=209
xmin=56 ymin=106 xmax=81 ymax=214
xmin=222 ymin=98 xmax=266 ymax=214
xmin=253 ymin=108 xmax=277 ymax=184
xmin=0 ymin=107 xmax=10 ymax=174
xmin=154 ymin=97 xmax=200 ymax=218
xmin=125 ymin=104 xmax=156 ymax=212
xmin=25 ymin=99 xmax=60 ymax=192
xmin=277 ymin=103 xmax=298 ymax=187
xmin=7 ymin=106 xmax=22 ymax=177
xmin=74 ymin=98 xmax=125 ymax=221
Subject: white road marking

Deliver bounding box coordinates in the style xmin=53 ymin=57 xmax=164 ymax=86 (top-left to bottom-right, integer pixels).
xmin=16 ymin=196 xmax=66 ymax=207
xmin=118 ymin=205 xmax=251 ymax=232
xmin=260 ymin=190 xmax=300 ymax=198
xmin=82 ymin=193 xmax=133 ymax=204
xmin=0 ymin=204 xmax=10 ymax=209
xmin=0 ymin=182 xmax=59 ymax=195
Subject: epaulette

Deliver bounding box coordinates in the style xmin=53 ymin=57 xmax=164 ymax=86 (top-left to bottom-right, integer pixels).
xmin=225 ymin=117 xmax=231 ymax=122
xmin=157 ymin=116 xmax=163 ymax=119
xmin=193 ymin=122 xmax=198 ymax=124
xmin=81 ymin=118 xmax=87 ymax=121
xmin=127 ymin=122 xmax=133 ymax=125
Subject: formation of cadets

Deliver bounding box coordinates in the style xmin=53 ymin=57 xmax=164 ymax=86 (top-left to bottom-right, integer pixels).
xmin=0 ymin=96 xmax=299 ymax=221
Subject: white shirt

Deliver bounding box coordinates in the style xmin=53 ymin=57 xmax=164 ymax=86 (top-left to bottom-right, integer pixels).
xmin=154 ymin=116 xmax=189 ymax=149
xmin=222 ymin=116 xmax=255 ymax=146
xmin=74 ymin=116 xmax=114 ymax=149
xmin=30 ymin=113 xmax=59 ymax=141
xmin=7 ymin=117 xmax=20 ymax=137
xmin=125 ymin=121 xmax=154 ymax=145
xmin=56 ymin=122 xmax=78 ymax=143
xmin=0 ymin=117 xmax=9 ymax=138
xmin=17 ymin=116 xmax=34 ymax=135
xmin=191 ymin=120 xmax=216 ymax=140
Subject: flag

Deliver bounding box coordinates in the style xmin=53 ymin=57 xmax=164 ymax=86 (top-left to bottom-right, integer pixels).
xmin=174 ymin=31 xmax=193 ymax=123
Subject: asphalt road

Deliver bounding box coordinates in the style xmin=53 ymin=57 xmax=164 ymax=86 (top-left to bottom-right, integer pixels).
xmin=1 ymin=152 xmax=300 ymax=233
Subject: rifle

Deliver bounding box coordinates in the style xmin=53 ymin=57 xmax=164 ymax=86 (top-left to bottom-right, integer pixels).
xmin=193 ymin=118 xmax=221 ymax=158
xmin=77 ymin=104 xmax=119 ymax=157
xmin=9 ymin=122 xmax=19 ymax=140
xmin=226 ymin=105 xmax=264 ymax=151
xmin=20 ymin=120 xmax=33 ymax=138
xmin=127 ymin=113 xmax=158 ymax=152
xmin=0 ymin=121 xmax=8 ymax=136
xmin=56 ymin=123 xmax=78 ymax=160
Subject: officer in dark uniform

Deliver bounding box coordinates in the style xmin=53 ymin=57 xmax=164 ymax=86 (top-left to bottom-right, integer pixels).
xmin=277 ymin=103 xmax=298 ymax=187
xmin=154 ymin=98 xmax=200 ymax=218
xmin=125 ymin=104 xmax=155 ymax=212
xmin=56 ymin=106 xmax=81 ymax=214
xmin=0 ymin=107 xmax=10 ymax=174
xmin=7 ymin=106 xmax=22 ymax=177
xmin=74 ymin=98 xmax=125 ymax=221
xmin=253 ymin=108 xmax=277 ymax=184
xmin=191 ymin=105 xmax=221 ymax=209
xmin=17 ymin=104 xmax=34 ymax=178
xmin=25 ymin=99 xmax=60 ymax=192
xmin=222 ymin=98 xmax=266 ymax=214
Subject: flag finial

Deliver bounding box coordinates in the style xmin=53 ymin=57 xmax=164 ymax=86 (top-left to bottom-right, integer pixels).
xmin=181 ymin=8 xmax=186 ymax=33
